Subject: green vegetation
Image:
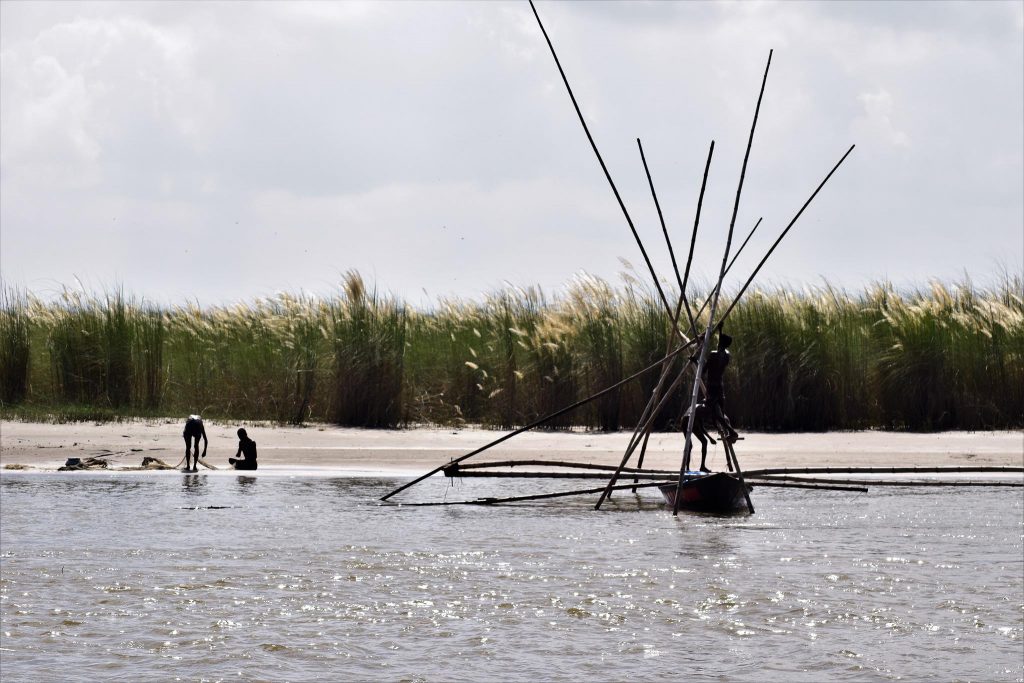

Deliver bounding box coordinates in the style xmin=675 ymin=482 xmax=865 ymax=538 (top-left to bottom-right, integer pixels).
xmin=2 ymin=273 xmax=1021 ymax=431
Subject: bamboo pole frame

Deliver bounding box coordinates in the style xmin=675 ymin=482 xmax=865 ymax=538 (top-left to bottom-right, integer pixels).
xmin=385 ymin=4 xmax=861 ymax=511
xmin=674 ymin=50 xmax=774 ymax=516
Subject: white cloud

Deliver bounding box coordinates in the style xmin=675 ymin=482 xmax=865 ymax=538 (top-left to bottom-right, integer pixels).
xmin=856 ymin=88 xmax=910 ymax=148
xmin=1 ymin=1 xmax=1020 ymax=303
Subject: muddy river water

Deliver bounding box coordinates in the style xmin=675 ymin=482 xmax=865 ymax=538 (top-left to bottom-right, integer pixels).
xmin=1 ymin=472 xmax=1021 ymax=681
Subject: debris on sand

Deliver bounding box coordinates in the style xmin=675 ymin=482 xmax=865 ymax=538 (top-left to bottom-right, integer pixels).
xmin=58 ymin=457 xmax=109 ymax=471
xmin=140 ymin=456 xmax=175 ymax=470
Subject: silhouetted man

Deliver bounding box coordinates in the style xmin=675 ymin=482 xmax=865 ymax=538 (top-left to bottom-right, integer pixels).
xmin=700 ymin=330 xmax=739 ymax=444
xmin=229 ymin=428 xmax=258 ymax=471
xmin=182 ymin=415 xmax=208 ymax=472
xmin=685 ymin=401 xmax=717 ymax=472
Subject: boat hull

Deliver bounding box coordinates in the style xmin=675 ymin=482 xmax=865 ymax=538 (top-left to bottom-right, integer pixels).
xmin=659 ymin=472 xmax=751 ymax=512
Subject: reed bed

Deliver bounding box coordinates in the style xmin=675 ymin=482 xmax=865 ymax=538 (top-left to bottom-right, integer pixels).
xmin=2 ymin=273 xmax=1020 ymax=431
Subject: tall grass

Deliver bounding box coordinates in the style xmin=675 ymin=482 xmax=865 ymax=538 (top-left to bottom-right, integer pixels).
xmin=3 ymin=274 xmax=1021 ymax=431
xmin=330 ymin=272 xmax=406 ymax=428
xmin=565 ymin=275 xmax=624 ymax=431
xmin=0 ymin=287 xmax=31 ymax=405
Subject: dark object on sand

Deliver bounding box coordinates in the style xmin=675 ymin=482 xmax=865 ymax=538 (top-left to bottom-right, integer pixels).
xmin=59 ymin=457 xmax=109 ymax=471
xmin=141 ymin=456 xmax=175 ymax=469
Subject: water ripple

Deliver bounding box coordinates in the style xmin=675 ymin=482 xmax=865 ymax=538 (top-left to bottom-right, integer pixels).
xmin=1 ymin=473 xmax=1021 ymax=681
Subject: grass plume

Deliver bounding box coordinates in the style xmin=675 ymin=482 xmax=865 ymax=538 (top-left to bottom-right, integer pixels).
xmin=3 ymin=273 xmax=1020 ymax=432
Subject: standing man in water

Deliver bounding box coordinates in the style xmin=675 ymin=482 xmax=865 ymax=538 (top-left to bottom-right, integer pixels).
xmin=182 ymin=414 xmax=208 ymax=472
xmin=229 ymin=428 xmax=258 ymax=470
xmin=700 ymin=329 xmax=739 ymax=444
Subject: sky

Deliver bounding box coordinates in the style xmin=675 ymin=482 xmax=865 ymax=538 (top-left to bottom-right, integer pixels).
xmin=1 ymin=0 xmax=1022 ymax=307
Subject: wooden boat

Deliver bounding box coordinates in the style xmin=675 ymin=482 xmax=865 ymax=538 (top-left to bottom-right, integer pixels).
xmin=658 ymin=472 xmax=751 ymax=512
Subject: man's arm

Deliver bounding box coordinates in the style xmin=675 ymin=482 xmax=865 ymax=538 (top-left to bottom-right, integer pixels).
xmin=200 ymin=426 xmax=208 ymax=457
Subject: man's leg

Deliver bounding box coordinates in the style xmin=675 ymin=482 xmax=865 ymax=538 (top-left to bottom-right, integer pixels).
xmin=713 ymin=402 xmax=738 ymax=443
xmin=695 ymin=428 xmax=710 ymax=472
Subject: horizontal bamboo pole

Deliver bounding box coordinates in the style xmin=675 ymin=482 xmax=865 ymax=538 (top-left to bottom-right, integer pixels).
xmin=748 ymin=474 xmax=1023 ymax=488
xmin=445 ymin=470 xmax=684 ymax=480
xmin=448 ymin=460 xmax=678 ymax=475
xmin=749 ymin=481 xmax=867 ymax=493
xmin=394 ymin=480 xmax=673 ymax=506
xmin=743 ymin=466 xmax=1024 ymax=477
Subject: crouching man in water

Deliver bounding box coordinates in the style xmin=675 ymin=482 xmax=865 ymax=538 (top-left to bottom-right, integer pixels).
xmin=229 ymin=428 xmax=258 ymax=470
xmin=183 ymin=415 xmax=208 ymax=472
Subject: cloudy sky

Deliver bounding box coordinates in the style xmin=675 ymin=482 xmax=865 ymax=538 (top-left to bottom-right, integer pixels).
xmin=2 ymin=1 xmax=1021 ymax=306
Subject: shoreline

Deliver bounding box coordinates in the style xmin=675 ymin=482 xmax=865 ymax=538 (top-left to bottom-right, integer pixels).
xmin=2 ymin=420 xmax=1021 ymax=476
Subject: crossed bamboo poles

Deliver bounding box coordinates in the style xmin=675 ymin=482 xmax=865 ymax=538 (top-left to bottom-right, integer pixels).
xmin=381 ymin=1 xmax=855 ymax=510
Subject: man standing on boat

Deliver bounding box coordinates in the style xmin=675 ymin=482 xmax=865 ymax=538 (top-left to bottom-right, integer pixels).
xmin=182 ymin=415 xmax=208 ymax=472
xmin=699 ymin=329 xmax=739 ymax=444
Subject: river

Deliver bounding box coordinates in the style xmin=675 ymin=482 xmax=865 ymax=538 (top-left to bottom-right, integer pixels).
xmin=1 ymin=472 xmax=1021 ymax=681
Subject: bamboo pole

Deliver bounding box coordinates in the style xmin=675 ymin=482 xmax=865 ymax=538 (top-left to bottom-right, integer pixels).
xmin=726 ymin=217 xmax=763 ymax=274
xmin=616 ymin=211 xmax=759 ymax=500
xmin=625 ymin=137 xmax=707 ymax=494
xmin=633 ymin=430 xmax=653 ymax=492
xmin=617 ymin=298 xmax=687 ymax=474
xmin=746 ymin=474 xmax=1024 ymax=488
xmin=723 ymin=439 xmax=754 ymax=513
xmin=528 ymin=0 xmax=706 ymax=508
xmin=680 ymin=141 xmax=715 ymax=328
xmin=593 ymin=295 xmax=684 ymax=504
xmin=638 ymin=138 xmax=684 ymax=296
xmin=611 ymin=291 xmax=696 ymax=500
xmin=750 ymin=481 xmax=867 ymax=492
xmin=638 ymin=137 xmax=692 ymax=330
xmin=397 ymin=477 xmax=871 ymax=507
xmin=397 ymin=480 xmax=673 ymax=506
xmin=630 ymin=139 xmax=720 ymax=493
xmin=529 ymin=0 xmax=677 ymax=326
xmin=621 ymin=137 xmax=705 ymax=493
xmin=443 ymin=470 xmax=685 ymax=480
xmin=618 ymin=148 xmax=733 ymax=501
xmin=627 ymin=142 xmax=724 ymax=493
xmin=674 ymin=213 xmax=767 ymax=339
xmin=448 ymin=460 xmax=678 ymax=474
xmin=594 ymin=365 xmax=690 ymax=509
xmin=440 ymin=471 xmax=879 ymax=490
xmin=675 ymin=146 xmax=853 ymax=340
xmin=716 ymin=144 xmax=855 ymax=327
xmin=617 ymin=304 xmax=684 ymax=497
xmin=629 ymin=210 xmax=760 ymax=474
xmin=380 ymin=337 xmax=697 ymax=501
xmin=675 ymin=50 xmax=774 ymax=515
xmin=742 ymin=465 xmax=1023 ymax=477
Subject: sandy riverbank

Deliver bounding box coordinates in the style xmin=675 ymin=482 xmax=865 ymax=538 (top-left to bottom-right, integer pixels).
xmin=1 ymin=420 xmax=1021 ymax=475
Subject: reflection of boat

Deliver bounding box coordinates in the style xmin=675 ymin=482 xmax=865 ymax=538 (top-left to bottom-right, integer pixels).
xmin=658 ymin=472 xmax=751 ymax=513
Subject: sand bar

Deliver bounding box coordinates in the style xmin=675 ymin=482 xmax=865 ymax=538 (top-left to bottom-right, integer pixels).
xmin=1 ymin=420 xmax=1021 ymax=476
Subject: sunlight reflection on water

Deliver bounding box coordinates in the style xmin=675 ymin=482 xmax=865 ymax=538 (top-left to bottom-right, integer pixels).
xmin=1 ymin=473 xmax=1021 ymax=681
